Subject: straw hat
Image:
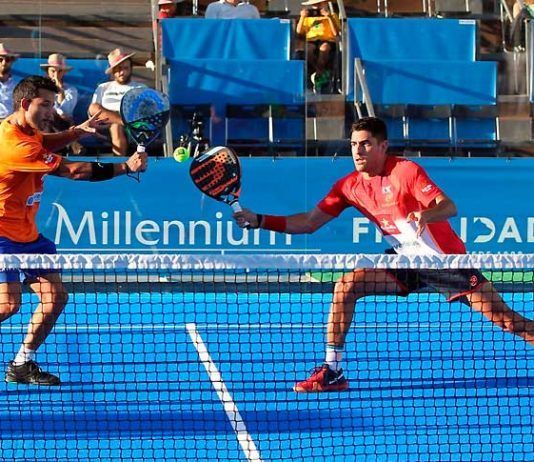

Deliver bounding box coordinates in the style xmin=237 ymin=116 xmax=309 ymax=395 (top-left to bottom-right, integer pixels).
xmin=40 ymin=53 xmax=73 ymax=71
xmin=0 ymin=43 xmax=19 ymax=58
xmin=105 ymin=48 xmax=135 ymax=74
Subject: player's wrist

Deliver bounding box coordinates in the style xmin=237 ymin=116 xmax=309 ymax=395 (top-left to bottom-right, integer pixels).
xmin=251 ymin=214 xmax=263 ymax=229
xmin=261 ymin=215 xmax=287 ymax=233
xmin=68 ymin=126 xmax=82 ymax=140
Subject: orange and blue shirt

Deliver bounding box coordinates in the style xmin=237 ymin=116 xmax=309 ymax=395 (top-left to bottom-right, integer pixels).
xmin=0 ymin=118 xmax=62 ymax=243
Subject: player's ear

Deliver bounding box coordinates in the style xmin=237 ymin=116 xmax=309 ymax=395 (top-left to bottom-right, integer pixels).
xmin=20 ymin=97 xmax=32 ymax=111
xmin=381 ymin=139 xmax=389 ymax=152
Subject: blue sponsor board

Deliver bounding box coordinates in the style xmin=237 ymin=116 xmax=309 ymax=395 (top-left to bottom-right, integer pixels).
xmin=38 ymin=157 xmax=534 ymax=254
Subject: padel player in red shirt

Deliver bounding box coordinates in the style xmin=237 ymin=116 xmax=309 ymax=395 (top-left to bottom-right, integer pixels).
xmin=234 ymin=116 xmax=534 ymax=393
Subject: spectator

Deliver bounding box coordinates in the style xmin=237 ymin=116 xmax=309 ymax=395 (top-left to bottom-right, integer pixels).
xmin=88 ymin=48 xmax=146 ymax=156
xmin=205 ymin=0 xmax=260 ymax=19
xmin=158 ymin=0 xmax=179 ymax=19
xmin=39 ymin=53 xmax=85 ymax=155
xmin=296 ymin=0 xmax=340 ymax=94
xmin=0 ymin=43 xmax=19 ymax=121
xmin=510 ymin=0 xmax=534 ymax=51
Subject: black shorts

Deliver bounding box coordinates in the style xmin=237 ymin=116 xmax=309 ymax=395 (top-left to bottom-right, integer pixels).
xmin=385 ymin=268 xmax=488 ymax=305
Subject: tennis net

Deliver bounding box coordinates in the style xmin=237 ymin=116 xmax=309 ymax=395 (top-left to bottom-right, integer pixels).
xmin=0 ymin=252 xmax=532 ymax=462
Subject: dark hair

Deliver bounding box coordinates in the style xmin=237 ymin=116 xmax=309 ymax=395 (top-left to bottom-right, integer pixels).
xmin=351 ymin=117 xmax=388 ymax=142
xmin=12 ymin=75 xmax=58 ymax=111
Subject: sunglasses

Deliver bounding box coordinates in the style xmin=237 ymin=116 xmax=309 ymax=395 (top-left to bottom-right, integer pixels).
xmin=0 ymin=56 xmax=14 ymax=63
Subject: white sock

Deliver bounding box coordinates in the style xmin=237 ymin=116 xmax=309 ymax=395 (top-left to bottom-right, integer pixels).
xmin=13 ymin=346 xmax=36 ymax=366
xmin=325 ymin=345 xmax=343 ymax=371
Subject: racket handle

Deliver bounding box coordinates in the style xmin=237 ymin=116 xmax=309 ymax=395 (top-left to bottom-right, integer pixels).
xmin=230 ymin=201 xmax=250 ymax=229
xmin=230 ymin=201 xmax=243 ymax=213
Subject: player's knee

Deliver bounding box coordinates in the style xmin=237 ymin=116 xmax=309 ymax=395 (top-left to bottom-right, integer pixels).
xmin=334 ymin=270 xmax=367 ymax=301
xmin=0 ymin=300 xmax=21 ymax=319
xmin=53 ymin=291 xmax=69 ymax=311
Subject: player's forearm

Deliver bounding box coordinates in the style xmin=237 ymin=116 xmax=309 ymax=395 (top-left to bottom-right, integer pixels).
xmin=259 ymin=212 xmax=319 ymax=234
xmin=42 ymin=128 xmax=79 ymax=152
xmin=88 ymin=103 xmax=122 ymax=125
xmin=423 ymin=199 xmax=457 ymax=223
xmin=53 ymin=160 xmax=130 ymax=181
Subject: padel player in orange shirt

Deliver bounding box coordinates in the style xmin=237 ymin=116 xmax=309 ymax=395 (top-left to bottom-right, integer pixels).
xmin=0 ymin=75 xmax=147 ymax=385
xmin=234 ymin=116 xmax=534 ymax=393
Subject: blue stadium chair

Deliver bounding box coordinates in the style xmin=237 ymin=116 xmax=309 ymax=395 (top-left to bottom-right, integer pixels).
xmin=161 ymin=19 xmax=299 ymax=149
xmin=161 ymin=19 xmax=292 ymax=60
xmin=452 ymin=104 xmax=499 ymax=151
xmin=347 ymin=18 xmax=477 ymax=62
xmin=405 ymin=104 xmax=454 ymax=150
xmin=225 ymin=104 xmax=305 ymax=154
xmin=374 ymin=104 xmax=407 ymax=148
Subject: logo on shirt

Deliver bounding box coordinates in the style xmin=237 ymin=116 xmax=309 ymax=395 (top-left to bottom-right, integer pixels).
xmin=469 ymin=275 xmax=479 ymax=287
xmin=376 ymin=214 xmax=400 ymax=235
xmin=43 ymin=153 xmax=55 ymax=165
xmin=26 ymin=192 xmax=42 ymax=206
xmin=421 ymin=184 xmax=434 ymax=194
xmin=382 ymin=185 xmax=392 ymax=195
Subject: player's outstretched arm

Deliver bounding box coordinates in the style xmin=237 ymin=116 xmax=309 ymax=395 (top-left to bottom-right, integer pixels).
xmin=50 ymin=151 xmax=147 ymax=181
xmin=234 ymin=206 xmax=334 ymax=234
xmin=42 ymin=111 xmax=110 ymax=152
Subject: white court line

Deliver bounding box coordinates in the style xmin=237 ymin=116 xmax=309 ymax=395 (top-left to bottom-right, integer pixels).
xmin=186 ymin=322 xmax=263 ymax=462
xmin=0 ymin=323 xmax=477 ymax=333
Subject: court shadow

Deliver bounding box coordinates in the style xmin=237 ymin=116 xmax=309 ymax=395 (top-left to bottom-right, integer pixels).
xmin=0 ymin=408 xmax=371 ymax=438
xmin=355 ymin=375 xmax=534 ymax=394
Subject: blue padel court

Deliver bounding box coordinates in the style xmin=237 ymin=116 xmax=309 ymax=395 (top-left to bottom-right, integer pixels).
xmin=1 ymin=289 xmax=533 ymax=461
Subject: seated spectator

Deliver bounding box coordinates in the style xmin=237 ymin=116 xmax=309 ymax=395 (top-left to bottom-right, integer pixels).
xmin=88 ymin=48 xmax=146 ymax=156
xmin=0 ymin=43 xmax=19 ymax=121
xmin=510 ymin=0 xmax=534 ymax=51
xmin=295 ymin=0 xmax=340 ymax=94
xmin=158 ymin=0 xmax=178 ymax=19
xmin=205 ymin=0 xmax=260 ymax=19
xmin=40 ymin=53 xmax=84 ymax=155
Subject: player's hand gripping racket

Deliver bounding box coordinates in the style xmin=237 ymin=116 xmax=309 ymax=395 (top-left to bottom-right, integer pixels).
xmin=189 ymin=146 xmax=249 ymax=227
xmin=120 ymin=87 xmax=170 ymax=180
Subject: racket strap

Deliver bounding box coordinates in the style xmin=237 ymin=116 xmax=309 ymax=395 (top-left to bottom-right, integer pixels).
xmin=125 ymin=162 xmax=141 ymax=183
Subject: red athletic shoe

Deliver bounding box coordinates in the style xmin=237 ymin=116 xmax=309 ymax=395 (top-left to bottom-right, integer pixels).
xmin=293 ymin=364 xmax=349 ymax=393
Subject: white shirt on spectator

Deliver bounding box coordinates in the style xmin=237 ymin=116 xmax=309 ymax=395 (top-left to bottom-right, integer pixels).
xmin=91 ymin=80 xmax=146 ymax=113
xmin=0 ymin=76 xmax=17 ymax=119
xmin=205 ymin=0 xmax=260 ymax=18
xmin=55 ymin=84 xmax=78 ymax=119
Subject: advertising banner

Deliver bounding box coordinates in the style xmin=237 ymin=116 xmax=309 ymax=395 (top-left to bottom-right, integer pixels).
xmin=38 ymin=157 xmax=534 ymax=254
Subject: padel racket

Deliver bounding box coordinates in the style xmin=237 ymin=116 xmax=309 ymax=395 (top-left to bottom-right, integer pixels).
xmin=189 ymin=146 xmax=249 ymax=226
xmin=120 ymin=87 xmax=170 ymax=153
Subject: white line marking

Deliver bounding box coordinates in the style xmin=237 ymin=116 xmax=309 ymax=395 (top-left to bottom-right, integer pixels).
xmin=186 ymin=322 xmax=263 ymax=462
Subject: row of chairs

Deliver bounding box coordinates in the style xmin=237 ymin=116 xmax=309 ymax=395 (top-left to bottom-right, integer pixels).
xmin=162 ymin=17 xmax=499 ymax=154
xmin=174 ymin=101 xmax=498 ymax=156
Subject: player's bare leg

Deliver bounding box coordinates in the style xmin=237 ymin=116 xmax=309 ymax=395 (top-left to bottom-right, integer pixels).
xmin=467 ymin=281 xmax=534 ymax=347
xmin=5 ymin=273 xmax=68 ymax=386
xmin=110 ymin=123 xmax=128 ymax=156
xmin=327 ymin=268 xmax=401 ymax=347
xmin=0 ymin=282 xmax=22 ymax=323
xmin=294 ymin=269 xmax=400 ymax=392
xmin=25 ymin=273 xmax=69 ymax=350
